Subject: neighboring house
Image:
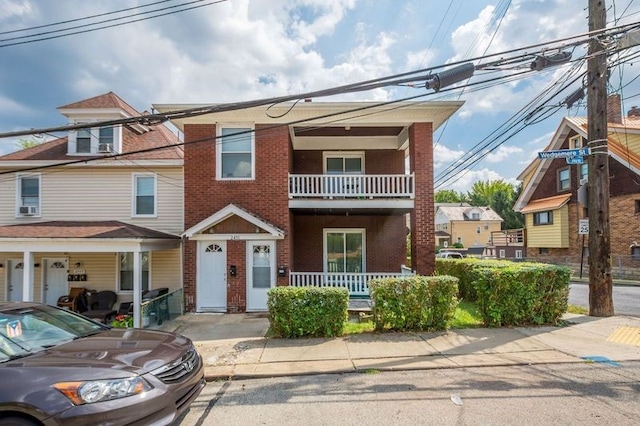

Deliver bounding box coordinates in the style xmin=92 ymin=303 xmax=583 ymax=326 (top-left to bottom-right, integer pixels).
xmin=153 ymin=100 xmax=463 ymax=312
xmin=434 ymin=204 xmax=503 ymax=254
xmin=0 ymin=92 xmax=184 ymax=325
xmin=514 ymin=95 xmax=640 ymax=267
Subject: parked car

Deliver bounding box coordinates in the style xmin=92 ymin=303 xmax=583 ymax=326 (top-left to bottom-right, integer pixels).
xmin=0 ymin=302 xmax=205 ymax=426
xmin=436 ymin=251 xmax=464 ymax=259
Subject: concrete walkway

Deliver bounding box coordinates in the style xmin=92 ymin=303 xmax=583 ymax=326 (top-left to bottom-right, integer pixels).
xmin=156 ymin=312 xmax=640 ymax=381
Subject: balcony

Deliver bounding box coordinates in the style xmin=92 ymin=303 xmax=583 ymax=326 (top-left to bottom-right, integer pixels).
xmin=288 ymin=174 xmax=415 ymax=211
xmin=290 ymin=271 xmax=413 ymax=297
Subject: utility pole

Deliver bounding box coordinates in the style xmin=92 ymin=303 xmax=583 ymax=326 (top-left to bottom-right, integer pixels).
xmin=587 ymin=0 xmax=614 ymax=316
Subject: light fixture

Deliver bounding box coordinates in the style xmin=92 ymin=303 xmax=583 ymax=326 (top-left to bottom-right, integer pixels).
xmin=75 ymin=261 xmax=83 ymax=268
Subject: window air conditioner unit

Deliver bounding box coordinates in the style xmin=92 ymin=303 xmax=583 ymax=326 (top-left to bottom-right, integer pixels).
xmin=580 ymin=178 xmax=588 ymax=186
xmin=19 ymin=206 xmax=38 ymax=216
xmin=98 ymin=143 xmax=112 ymax=153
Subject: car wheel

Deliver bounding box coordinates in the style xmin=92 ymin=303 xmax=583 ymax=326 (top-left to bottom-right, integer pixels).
xmin=0 ymin=416 xmax=41 ymax=426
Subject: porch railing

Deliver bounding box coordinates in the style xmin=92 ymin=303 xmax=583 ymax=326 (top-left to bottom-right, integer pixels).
xmin=290 ymin=271 xmax=413 ymax=297
xmin=140 ymin=288 xmax=183 ymax=328
xmin=289 ymin=174 xmax=414 ymax=199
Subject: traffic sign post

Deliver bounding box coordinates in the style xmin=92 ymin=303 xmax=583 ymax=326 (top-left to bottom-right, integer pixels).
xmin=579 ymin=219 xmax=589 ymax=234
xmin=566 ymin=156 xmax=584 ymax=164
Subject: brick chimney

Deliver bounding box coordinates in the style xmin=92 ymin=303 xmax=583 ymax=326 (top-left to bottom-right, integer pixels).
xmin=628 ymin=106 xmax=640 ymax=118
xmin=607 ymin=94 xmax=622 ymax=124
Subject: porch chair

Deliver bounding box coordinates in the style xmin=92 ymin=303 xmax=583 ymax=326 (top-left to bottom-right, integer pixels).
xmin=81 ymin=290 xmax=118 ymax=324
xmin=142 ymin=287 xmax=170 ymax=325
xmin=56 ymin=287 xmax=88 ymax=313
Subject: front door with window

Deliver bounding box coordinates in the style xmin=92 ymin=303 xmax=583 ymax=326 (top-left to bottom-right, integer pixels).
xmin=246 ymin=241 xmax=275 ymax=311
xmin=198 ymin=242 xmax=227 ymax=312
xmin=43 ymin=258 xmax=68 ymax=305
xmin=7 ymin=259 xmax=24 ymax=302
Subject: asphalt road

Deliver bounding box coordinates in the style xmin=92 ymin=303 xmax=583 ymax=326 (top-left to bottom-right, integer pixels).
xmin=178 ymin=362 xmax=640 ymax=426
xmin=569 ymin=282 xmax=640 ymax=317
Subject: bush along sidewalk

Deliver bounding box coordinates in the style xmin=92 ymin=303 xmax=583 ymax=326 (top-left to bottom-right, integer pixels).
xmin=435 ymin=258 xmax=571 ymax=327
xmin=368 ymin=275 xmax=459 ymax=332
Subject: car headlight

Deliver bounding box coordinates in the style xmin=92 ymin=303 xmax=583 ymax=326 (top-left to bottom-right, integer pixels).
xmin=53 ymin=377 xmax=153 ymax=405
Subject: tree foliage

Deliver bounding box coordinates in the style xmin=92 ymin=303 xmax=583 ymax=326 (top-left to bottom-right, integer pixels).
xmin=16 ymin=138 xmax=42 ymax=150
xmin=434 ymin=189 xmax=468 ymax=203
xmin=466 ymin=180 xmax=524 ymax=230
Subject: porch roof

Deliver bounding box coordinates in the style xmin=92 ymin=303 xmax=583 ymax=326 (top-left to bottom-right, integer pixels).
xmin=519 ymin=194 xmax=571 ymax=213
xmin=0 ymin=221 xmax=180 ymax=252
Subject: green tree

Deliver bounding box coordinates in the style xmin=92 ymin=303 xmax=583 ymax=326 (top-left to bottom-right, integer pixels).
xmin=434 ymin=189 xmax=468 ymax=203
xmin=16 ymin=137 xmax=42 ymax=150
xmin=466 ymin=180 xmax=523 ymax=230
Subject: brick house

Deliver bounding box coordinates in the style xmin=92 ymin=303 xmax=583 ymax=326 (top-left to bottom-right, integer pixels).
xmin=514 ymin=95 xmax=640 ymax=267
xmin=434 ymin=204 xmax=503 ymax=254
xmin=153 ymin=100 xmax=463 ymax=312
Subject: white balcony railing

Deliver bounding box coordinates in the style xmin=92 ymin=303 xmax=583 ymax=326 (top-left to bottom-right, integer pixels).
xmin=289 ymin=174 xmax=414 ymax=199
xmin=290 ymin=271 xmax=413 ymax=297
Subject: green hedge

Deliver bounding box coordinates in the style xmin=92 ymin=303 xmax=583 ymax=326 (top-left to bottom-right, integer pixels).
xmin=267 ymin=287 xmax=349 ymax=338
xmin=472 ymin=263 xmax=570 ymax=327
xmin=368 ymin=275 xmax=459 ymax=332
xmin=435 ymin=257 xmax=483 ymax=301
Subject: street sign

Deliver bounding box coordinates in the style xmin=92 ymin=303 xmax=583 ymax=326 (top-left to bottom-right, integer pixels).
xmin=538 ymin=147 xmax=590 ymax=159
xmin=579 ymin=219 xmax=589 ymax=235
xmin=566 ymin=156 xmax=584 ymax=165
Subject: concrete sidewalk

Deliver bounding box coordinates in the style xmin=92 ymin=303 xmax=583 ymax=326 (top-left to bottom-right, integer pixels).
xmin=156 ymin=312 xmax=640 ymax=381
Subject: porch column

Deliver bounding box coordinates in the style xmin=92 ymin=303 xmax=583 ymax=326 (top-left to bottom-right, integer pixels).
xmin=408 ymin=122 xmax=436 ymax=275
xmin=132 ymin=251 xmax=143 ymax=328
xmin=21 ymin=251 xmax=35 ymax=301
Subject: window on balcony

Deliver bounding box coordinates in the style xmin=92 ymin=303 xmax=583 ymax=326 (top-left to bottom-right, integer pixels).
xmin=324 ymin=229 xmax=365 ymax=273
xmin=217 ymin=125 xmax=254 ymax=179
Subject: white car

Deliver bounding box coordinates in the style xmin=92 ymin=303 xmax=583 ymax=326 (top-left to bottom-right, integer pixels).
xmin=436 ymin=251 xmax=464 ymax=259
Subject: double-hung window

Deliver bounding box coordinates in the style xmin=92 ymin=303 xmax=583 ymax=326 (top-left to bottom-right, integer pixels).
xmin=133 ymin=174 xmax=156 ymax=216
xmin=99 ymin=126 xmax=114 ymax=152
xmin=217 ymin=125 xmax=254 ymax=179
xmin=119 ymin=252 xmax=149 ymax=292
xmin=324 ymin=229 xmax=365 ymax=273
xmin=17 ymin=174 xmax=41 ymax=216
xmin=76 ymin=128 xmax=92 ymax=153
xmin=558 ymin=168 xmax=570 ymax=191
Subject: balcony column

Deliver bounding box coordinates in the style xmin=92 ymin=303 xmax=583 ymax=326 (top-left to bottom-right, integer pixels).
xmin=408 ymin=122 xmax=435 ymax=275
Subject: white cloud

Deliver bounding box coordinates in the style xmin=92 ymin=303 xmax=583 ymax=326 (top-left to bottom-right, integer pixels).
xmin=484 ymin=145 xmax=523 ymax=163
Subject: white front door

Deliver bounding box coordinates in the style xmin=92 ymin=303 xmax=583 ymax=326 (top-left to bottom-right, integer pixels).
xmin=197 ymin=241 xmax=227 ymax=312
xmin=246 ymin=241 xmax=275 ymax=312
xmin=43 ymin=258 xmax=69 ymax=306
xmin=7 ymin=259 xmax=24 ymax=302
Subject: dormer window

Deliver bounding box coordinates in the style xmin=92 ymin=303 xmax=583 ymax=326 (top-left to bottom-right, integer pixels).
xmin=69 ymin=124 xmax=120 ymax=155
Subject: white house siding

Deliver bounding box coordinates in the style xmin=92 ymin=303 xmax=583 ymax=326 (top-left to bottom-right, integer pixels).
xmin=0 ymin=166 xmax=184 ymax=235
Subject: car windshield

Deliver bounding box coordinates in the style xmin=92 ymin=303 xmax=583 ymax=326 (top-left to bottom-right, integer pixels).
xmin=0 ymin=304 xmax=107 ymax=363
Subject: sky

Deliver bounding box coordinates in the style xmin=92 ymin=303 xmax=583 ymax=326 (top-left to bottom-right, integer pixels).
xmin=1 ymin=0 xmax=639 ymax=192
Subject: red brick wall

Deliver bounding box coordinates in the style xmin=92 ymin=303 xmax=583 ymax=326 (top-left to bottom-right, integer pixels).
xmin=292 ymin=214 xmax=407 ymax=271
xmin=226 ymin=240 xmax=246 ymax=312
xmin=292 ymin=150 xmax=405 ymax=174
xmin=408 ymin=123 xmax=435 ymax=275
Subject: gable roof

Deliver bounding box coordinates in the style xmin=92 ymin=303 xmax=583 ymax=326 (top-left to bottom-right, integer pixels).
xmin=515 ymin=115 xmax=640 ymax=211
xmin=183 ymin=204 xmax=285 ymax=239
xmin=0 ymin=92 xmax=183 ymax=162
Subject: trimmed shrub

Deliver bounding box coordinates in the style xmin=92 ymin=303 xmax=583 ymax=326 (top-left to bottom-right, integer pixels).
xmin=435 ymin=257 xmax=482 ymax=301
xmin=267 ymin=287 xmax=348 ymax=338
xmin=368 ymin=275 xmax=459 ymax=332
xmin=473 ymin=263 xmax=570 ymax=327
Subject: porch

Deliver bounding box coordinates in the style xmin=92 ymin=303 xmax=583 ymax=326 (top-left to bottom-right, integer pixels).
xmin=289 ymin=270 xmax=413 ymax=298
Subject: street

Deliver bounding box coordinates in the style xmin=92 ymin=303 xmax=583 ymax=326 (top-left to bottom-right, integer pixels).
xmin=570 ymin=282 xmax=640 ymax=317
xmin=179 ymin=362 xmax=640 ymax=425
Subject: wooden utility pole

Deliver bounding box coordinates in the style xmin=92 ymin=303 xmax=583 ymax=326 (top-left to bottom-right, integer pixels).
xmin=587 ymin=0 xmax=614 ymax=316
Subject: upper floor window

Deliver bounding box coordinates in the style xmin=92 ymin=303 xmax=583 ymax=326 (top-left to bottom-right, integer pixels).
xmin=99 ymin=126 xmax=114 ymax=152
xmin=76 ymin=128 xmax=91 ymax=153
xmin=569 ymin=135 xmax=583 ymax=149
xmin=533 ymin=210 xmax=553 ymax=225
xmin=558 ymin=168 xmax=570 ymax=191
xmin=16 ymin=174 xmax=41 ymax=216
xmin=133 ymin=174 xmax=156 ymax=216
xmin=471 ymin=212 xmax=480 ymax=220
xmin=217 ymin=125 xmax=254 ymax=179
xmin=580 ymin=163 xmax=588 ymax=182
xmin=476 ymin=226 xmax=481 ymax=234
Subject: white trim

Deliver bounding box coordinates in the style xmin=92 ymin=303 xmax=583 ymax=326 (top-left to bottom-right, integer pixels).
xmin=132 ymin=173 xmax=158 ymax=217
xmin=183 ymin=204 xmax=284 ymax=239
xmin=216 ymin=123 xmax=255 ymax=180
xmin=246 ymin=240 xmax=275 ymax=312
xmin=323 ymin=228 xmax=366 ymax=273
